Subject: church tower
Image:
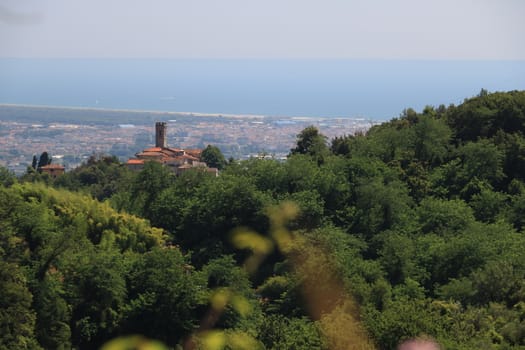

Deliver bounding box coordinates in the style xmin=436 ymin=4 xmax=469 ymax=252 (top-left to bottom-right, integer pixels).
xmin=155 ymin=122 xmax=167 ymax=148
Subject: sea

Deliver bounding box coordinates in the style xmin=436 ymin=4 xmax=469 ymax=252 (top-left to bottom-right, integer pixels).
xmin=1 ymin=59 xmax=524 ymax=120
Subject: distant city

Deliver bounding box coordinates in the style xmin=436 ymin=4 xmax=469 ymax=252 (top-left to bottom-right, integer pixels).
xmin=2 ymin=59 xmax=523 ymax=175
xmin=0 ymin=104 xmax=379 ymax=174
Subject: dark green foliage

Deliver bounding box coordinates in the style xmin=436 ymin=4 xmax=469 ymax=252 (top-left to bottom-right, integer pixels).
xmin=67 ymin=250 xmax=126 ymax=348
xmin=201 ymin=256 xmax=251 ymax=293
xmin=258 ymin=315 xmax=323 ymax=350
xmin=37 ymin=151 xmax=52 ymax=169
xmin=509 ymin=192 xmax=525 ymax=230
xmin=417 ymin=197 xmax=474 ymax=235
xmin=331 ymin=134 xmax=354 ymax=156
xmin=101 ymin=160 xmax=174 ymax=218
xmin=2 ymin=90 xmax=525 ymax=349
xmin=0 ymin=166 xmax=16 ymax=187
xmin=353 ymin=177 xmax=413 ymax=238
xmin=0 ymin=183 xmax=168 ymax=349
xmin=32 ymin=276 xmax=71 ymax=350
xmin=55 ymin=154 xmax=132 ymax=201
xmin=0 ymin=261 xmax=41 ymax=350
xmin=223 ymin=158 xmax=288 ymax=196
xmin=469 ymin=186 xmax=508 ymax=222
xmin=412 ymin=116 xmax=452 ymax=164
xmin=200 ymin=256 xmax=264 ymax=332
xmin=286 ymin=190 xmax=325 ymax=229
xmin=129 ymin=160 xmax=174 ymax=215
xmin=457 ymin=140 xmax=505 ymax=186
xmin=160 ymin=174 xmax=270 ymax=265
xmin=446 ymin=90 xmax=525 ymax=141
xmin=201 ymin=144 xmax=227 ymax=170
xmin=122 ymin=248 xmax=204 ymax=346
xmin=290 ymin=125 xmax=330 ymax=164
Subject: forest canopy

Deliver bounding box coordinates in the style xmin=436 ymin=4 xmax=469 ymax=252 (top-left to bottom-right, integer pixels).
xmin=2 ymin=90 xmax=525 ymax=350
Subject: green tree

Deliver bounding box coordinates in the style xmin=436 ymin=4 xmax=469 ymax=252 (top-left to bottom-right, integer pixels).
xmin=175 ymin=175 xmax=270 ymax=264
xmin=199 ymin=256 xmax=263 ymax=332
xmin=363 ymin=297 xmax=446 ymax=350
xmin=458 ymin=140 xmax=505 ymax=187
xmin=412 ymin=116 xmax=452 ymax=165
xmin=330 ymin=134 xmax=354 ymax=157
xmin=55 ymin=154 xmax=133 ymax=201
xmin=122 ymin=248 xmax=204 ymax=347
xmin=258 ymin=315 xmax=323 ymax=350
xmin=0 ymin=261 xmax=41 ymax=350
xmin=0 ymin=166 xmax=16 ymax=187
xmin=37 ymin=151 xmax=52 ymax=169
xmin=353 ymin=177 xmax=413 ymax=238
xmin=365 ymin=122 xmax=413 ymax=163
xmin=508 ymin=192 xmax=525 ymax=230
xmin=33 ymin=276 xmax=71 ymax=350
xmin=223 ymin=158 xmax=288 ymax=196
xmin=469 ymin=186 xmax=507 ymax=223
xmin=290 ymin=126 xmax=329 ymax=164
xmin=446 ymin=90 xmax=525 ymax=141
xmin=286 ymin=190 xmax=325 ymax=230
xmin=378 ymin=233 xmax=420 ymax=285
xmin=469 ymin=260 xmax=525 ymax=306
xmin=201 ymin=145 xmax=227 ymax=170
xmin=417 ymin=197 xmax=474 ymax=235
xmin=128 ymin=161 xmax=174 ymax=217
xmin=493 ymin=131 xmax=525 ymax=184
xmin=66 ymin=250 xmax=126 ymax=349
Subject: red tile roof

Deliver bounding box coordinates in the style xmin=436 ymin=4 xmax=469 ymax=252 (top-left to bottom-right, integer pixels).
xmin=40 ymin=164 xmax=65 ymax=170
xmin=180 ymin=154 xmax=199 ymax=161
xmin=136 ymin=147 xmax=186 ymax=159
xmin=185 ymin=149 xmax=203 ymax=157
xmin=128 ymin=144 xmax=213 ymax=173
xmin=136 ymin=151 xmax=164 ymax=157
xmin=143 ymin=147 xmax=163 ymax=152
xmin=126 ymin=159 xmax=145 ymax=165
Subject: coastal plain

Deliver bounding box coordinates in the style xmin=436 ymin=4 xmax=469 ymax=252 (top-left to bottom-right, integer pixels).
xmin=0 ymin=104 xmax=377 ymax=174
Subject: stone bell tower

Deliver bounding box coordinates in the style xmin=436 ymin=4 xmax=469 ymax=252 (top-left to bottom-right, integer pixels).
xmin=155 ymin=122 xmax=167 ymax=148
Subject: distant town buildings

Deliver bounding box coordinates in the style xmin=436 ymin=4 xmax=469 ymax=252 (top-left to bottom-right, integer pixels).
xmin=39 ymin=163 xmax=65 ymax=178
xmin=0 ymin=105 xmax=377 ymax=175
xmin=125 ymin=122 xmax=218 ymax=176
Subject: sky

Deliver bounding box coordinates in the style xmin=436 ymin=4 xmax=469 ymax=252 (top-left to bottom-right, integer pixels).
xmin=1 ymin=0 xmax=524 ymax=59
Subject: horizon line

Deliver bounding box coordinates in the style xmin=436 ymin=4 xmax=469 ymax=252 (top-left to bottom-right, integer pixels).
xmin=0 ymin=103 xmax=380 ymax=122
xmin=2 ymin=57 xmax=525 ymax=62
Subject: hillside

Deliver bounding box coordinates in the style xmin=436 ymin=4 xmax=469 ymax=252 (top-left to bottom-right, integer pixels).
xmin=2 ymin=90 xmax=525 ymax=349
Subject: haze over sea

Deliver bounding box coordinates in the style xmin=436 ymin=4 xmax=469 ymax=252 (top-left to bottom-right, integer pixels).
xmin=1 ymin=59 xmax=524 ymax=121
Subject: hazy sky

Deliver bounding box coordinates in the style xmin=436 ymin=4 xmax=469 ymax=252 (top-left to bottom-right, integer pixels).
xmin=1 ymin=0 xmax=524 ymax=59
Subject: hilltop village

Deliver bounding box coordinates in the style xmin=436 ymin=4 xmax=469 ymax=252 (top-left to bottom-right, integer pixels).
xmin=125 ymin=122 xmax=218 ymax=175
xmin=2 ymin=91 xmax=525 ymax=349
xmin=0 ymin=105 xmax=376 ymax=174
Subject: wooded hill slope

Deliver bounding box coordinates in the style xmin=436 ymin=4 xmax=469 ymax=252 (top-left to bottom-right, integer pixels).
xmin=2 ymin=90 xmax=525 ymax=349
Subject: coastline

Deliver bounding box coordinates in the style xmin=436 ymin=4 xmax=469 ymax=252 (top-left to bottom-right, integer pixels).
xmin=0 ymin=103 xmax=376 ymax=122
